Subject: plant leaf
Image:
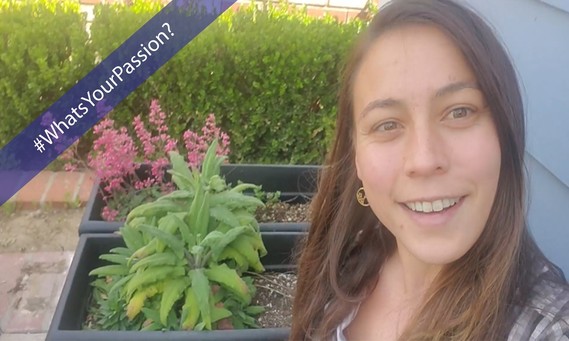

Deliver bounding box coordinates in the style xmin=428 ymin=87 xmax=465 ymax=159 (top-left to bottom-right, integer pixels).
xmin=209 ymin=205 xmax=241 ymax=228
xmin=188 ymin=182 xmax=204 ymax=236
xmin=197 ymin=191 xmax=210 ymax=236
xmin=99 ymin=253 xmax=128 ymax=265
xmin=203 ymin=225 xmax=255 ymax=261
xmin=200 ymin=139 xmax=219 ymax=180
xmin=109 ymin=247 xmax=133 ymax=257
xmin=141 ymin=307 xmax=162 ymax=328
xmin=209 ymin=191 xmax=264 ymax=210
xmin=189 ymin=269 xmax=212 ymax=330
xmin=244 ymin=305 xmax=265 ymax=315
xmin=170 ymin=212 xmax=195 ymax=248
xmin=108 ymin=273 xmax=134 ymax=296
xmin=181 ymin=286 xmax=200 ymax=330
xmin=230 ymin=234 xmax=265 ymax=272
xmin=211 ymin=306 xmax=233 ymax=323
xmin=129 ymin=251 xmax=179 ymax=273
xmin=126 ymin=290 xmax=147 ymax=320
xmin=89 ymin=264 xmax=129 ymax=277
xmin=160 ymin=278 xmax=190 ymax=325
xmin=138 ymin=224 xmax=185 ymax=259
xmin=119 ymin=225 xmax=145 ymax=251
xmin=156 ymin=189 xmax=194 ymax=202
xmin=126 ymin=266 xmax=184 ymax=298
xmin=125 ymin=200 xmax=183 ymax=224
xmin=204 ymin=263 xmax=251 ymax=305
xmin=168 ymin=151 xmax=195 ymax=190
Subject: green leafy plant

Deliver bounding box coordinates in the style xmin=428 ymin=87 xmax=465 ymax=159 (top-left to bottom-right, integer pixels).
xmin=1 ymin=0 xmax=370 ymax=163
xmin=87 ymin=1 xmax=368 ymax=164
xmin=0 ymin=0 xmax=94 ymax=147
xmin=253 ymin=185 xmax=281 ymax=206
xmin=87 ymin=140 xmax=269 ymax=331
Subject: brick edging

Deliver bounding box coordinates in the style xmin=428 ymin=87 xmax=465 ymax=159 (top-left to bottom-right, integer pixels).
xmin=5 ymin=171 xmax=95 ymax=210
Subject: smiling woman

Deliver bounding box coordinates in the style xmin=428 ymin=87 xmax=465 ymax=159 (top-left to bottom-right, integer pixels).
xmin=353 ymin=23 xmax=501 ymax=269
xmin=291 ymin=0 xmax=569 ymax=340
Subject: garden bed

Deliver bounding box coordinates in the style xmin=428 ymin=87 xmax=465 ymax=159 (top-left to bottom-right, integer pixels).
xmin=47 ymin=232 xmax=305 ymax=341
xmin=79 ymin=164 xmax=319 ymax=234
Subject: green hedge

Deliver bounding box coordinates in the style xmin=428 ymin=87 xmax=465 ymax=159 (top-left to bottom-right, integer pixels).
xmin=1 ymin=0 xmax=370 ymax=164
xmin=0 ymin=0 xmax=94 ymax=147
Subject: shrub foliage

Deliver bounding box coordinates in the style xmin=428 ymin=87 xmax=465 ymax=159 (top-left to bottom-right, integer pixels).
xmin=0 ymin=0 xmax=94 ymax=146
xmin=1 ymin=0 xmax=371 ymax=164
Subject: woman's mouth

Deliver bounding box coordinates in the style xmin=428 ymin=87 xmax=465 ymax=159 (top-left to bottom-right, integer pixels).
xmin=404 ymin=197 xmax=460 ymax=213
xmin=400 ymin=196 xmax=465 ymax=227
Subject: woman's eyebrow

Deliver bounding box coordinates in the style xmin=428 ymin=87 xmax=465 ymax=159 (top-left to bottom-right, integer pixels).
xmin=358 ymin=81 xmax=480 ymax=118
xmin=359 ymin=97 xmax=403 ymax=118
xmin=435 ymin=81 xmax=480 ymax=98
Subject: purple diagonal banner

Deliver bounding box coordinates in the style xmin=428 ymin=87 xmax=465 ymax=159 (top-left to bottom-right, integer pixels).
xmin=0 ymin=0 xmax=236 ymax=207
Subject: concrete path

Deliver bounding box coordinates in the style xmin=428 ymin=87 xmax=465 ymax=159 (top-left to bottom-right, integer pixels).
xmin=1 ymin=170 xmax=91 ymax=341
xmin=0 ymin=251 xmax=74 ymax=340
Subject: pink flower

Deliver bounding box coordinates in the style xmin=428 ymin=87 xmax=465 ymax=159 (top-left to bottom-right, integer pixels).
xmin=88 ymin=118 xmax=137 ymax=184
xmin=133 ymin=115 xmax=155 ymax=157
xmin=183 ymin=114 xmax=231 ymax=168
xmin=88 ymin=100 xmax=232 ymax=221
xmin=101 ymin=206 xmax=119 ymax=221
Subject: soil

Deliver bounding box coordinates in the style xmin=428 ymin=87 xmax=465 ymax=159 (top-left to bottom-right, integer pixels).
xmin=256 ymin=202 xmax=311 ymax=223
xmin=250 ymin=271 xmax=296 ymax=328
xmin=0 ymin=208 xmax=82 ymax=253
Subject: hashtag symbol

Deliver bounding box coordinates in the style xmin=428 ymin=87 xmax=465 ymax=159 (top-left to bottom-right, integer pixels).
xmin=34 ymin=138 xmax=45 ymax=153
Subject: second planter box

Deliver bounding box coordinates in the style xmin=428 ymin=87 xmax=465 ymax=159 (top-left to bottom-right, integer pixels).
xmin=79 ymin=164 xmax=320 ymax=234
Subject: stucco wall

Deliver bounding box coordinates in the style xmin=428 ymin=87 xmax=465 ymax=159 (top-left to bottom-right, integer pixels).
xmin=463 ymin=0 xmax=569 ymax=276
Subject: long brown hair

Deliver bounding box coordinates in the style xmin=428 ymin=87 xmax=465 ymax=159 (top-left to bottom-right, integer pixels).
xmin=291 ymin=0 xmax=564 ymax=340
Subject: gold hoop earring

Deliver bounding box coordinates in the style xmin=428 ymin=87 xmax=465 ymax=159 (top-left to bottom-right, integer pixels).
xmin=356 ymin=187 xmax=370 ymax=207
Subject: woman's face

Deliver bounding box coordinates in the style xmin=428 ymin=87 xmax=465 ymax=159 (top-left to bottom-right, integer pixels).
xmin=353 ymin=24 xmax=501 ymax=266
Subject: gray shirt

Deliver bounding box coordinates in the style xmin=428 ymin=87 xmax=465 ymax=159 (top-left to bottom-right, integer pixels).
xmin=335 ymin=266 xmax=569 ymax=340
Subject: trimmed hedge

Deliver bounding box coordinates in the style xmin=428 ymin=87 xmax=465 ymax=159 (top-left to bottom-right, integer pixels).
xmin=0 ymin=0 xmax=94 ymax=147
xmin=1 ymin=0 xmax=371 ymax=164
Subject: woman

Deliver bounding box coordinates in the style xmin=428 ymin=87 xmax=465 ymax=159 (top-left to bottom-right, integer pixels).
xmin=291 ymin=0 xmax=569 ymax=340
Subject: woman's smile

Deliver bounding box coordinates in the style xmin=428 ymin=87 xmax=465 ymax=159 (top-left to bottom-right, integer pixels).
xmin=399 ymin=196 xmax=466 ymax=227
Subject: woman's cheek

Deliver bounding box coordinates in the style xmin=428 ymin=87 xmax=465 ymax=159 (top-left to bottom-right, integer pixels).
xmin=357 ymin=143 xmax=401 ymax=201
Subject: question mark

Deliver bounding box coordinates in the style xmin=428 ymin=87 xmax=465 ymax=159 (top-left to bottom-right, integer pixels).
xmin=162 ymin=22 xmax=174 ymax=37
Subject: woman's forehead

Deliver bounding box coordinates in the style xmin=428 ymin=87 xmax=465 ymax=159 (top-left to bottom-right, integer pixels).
xmin=353 ymin=24 xmax=478 ymax=109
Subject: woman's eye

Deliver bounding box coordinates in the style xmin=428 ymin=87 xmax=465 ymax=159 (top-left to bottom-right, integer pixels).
xmin=375 ymin=121 xmax=401 ymax=132
xmin=447 ymin=107 xmax=472 ymax=119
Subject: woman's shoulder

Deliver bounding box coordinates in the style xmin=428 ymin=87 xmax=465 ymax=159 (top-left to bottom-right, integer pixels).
xmin=508 ymin=264 xmax=569 ymax=340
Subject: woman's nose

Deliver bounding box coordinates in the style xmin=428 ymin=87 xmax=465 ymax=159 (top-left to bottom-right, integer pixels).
xmin=403 ymin=125 xmax=449 ymax=178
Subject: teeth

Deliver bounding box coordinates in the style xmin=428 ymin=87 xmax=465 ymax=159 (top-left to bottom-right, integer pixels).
xmin=432 ymin=200 xmax=443 ymax=212
xmin=415 ymin=202 xmax=422 ymax=211
xmin=405 ymin=198 xmax=459 ymax=213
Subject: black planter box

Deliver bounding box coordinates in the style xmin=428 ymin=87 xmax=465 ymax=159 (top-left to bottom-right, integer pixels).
xmin=79 ymin=164 xmax=320 ymax=234
xmin=47 ymin=231 xmax=306 ymax=341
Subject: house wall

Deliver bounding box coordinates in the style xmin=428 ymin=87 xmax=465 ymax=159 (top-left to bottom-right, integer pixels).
xmin=463 ymin=0 xmax=569 ymax=276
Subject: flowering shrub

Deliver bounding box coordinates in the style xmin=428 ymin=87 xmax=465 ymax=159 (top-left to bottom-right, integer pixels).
xmin=61 ymin=99 xmax=231 ymax=221
xmin=183 ymin=114 xmax=230 ymax=168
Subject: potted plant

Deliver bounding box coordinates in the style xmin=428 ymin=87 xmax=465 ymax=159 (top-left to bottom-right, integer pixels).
xmin=66 ymin=100 xmax=318 ymax=234
xmin=48 ymin=142 xmax=305 ymax=340
xmin=79 ymin=163 xmax=318 ymax=234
